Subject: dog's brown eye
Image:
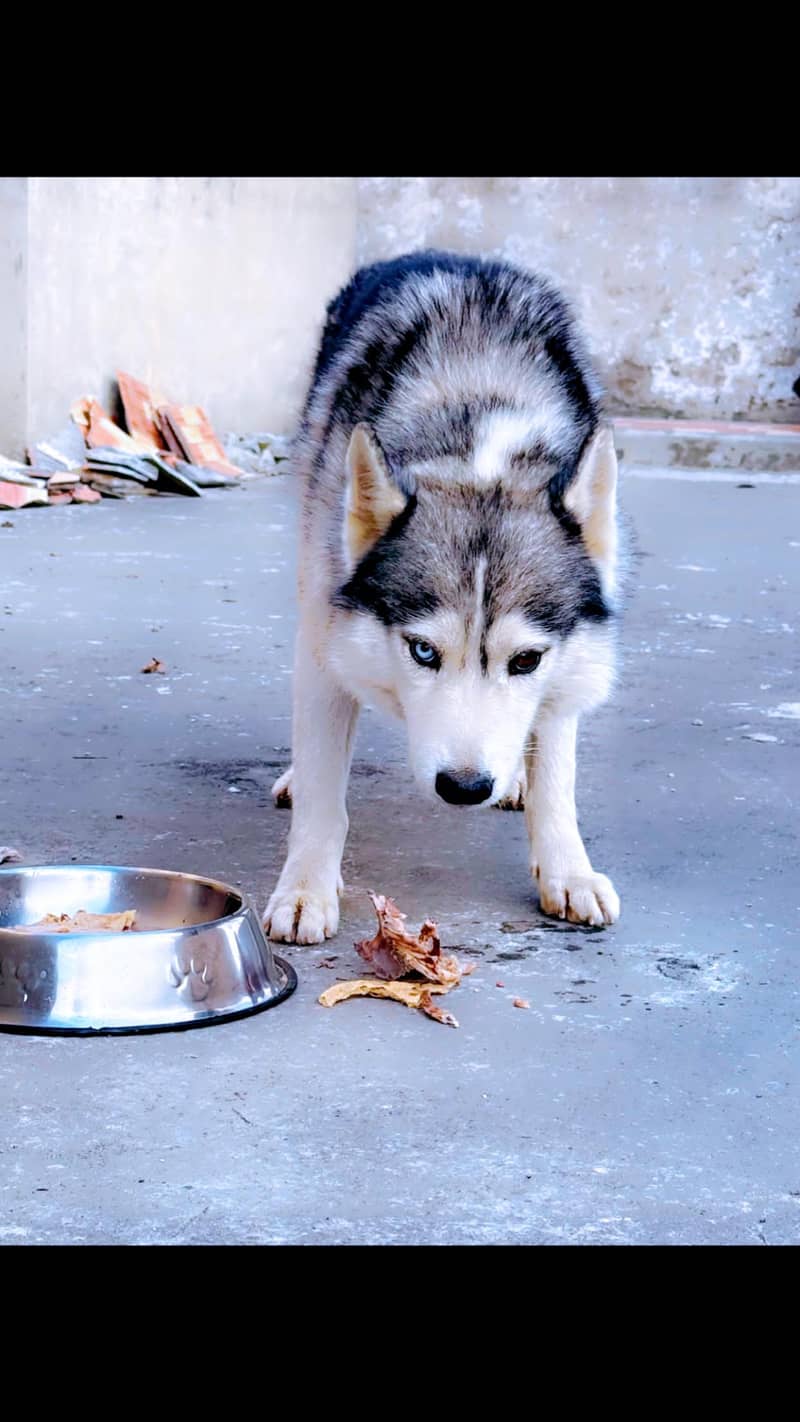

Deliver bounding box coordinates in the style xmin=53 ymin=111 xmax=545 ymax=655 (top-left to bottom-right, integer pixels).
xmin=509 ymin=649 xmax=542 ymax=676
xmin=408 ymin=638 xmax=441 ymax=670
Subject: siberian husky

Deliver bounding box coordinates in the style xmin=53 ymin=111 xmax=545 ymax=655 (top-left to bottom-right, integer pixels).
xmin=265 ymin=251 xmax=622 ymax=943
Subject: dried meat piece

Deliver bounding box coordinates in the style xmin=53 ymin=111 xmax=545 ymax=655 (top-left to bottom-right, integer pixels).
xmin=418 ymin=989 xmax=459 ymax=1028
xmin=354 ymin=892 xmax=463 ymax=987
xmin=325 ymin=895 xmax=471 ymax=1027
xmin=319 ymin=978 xmax=450 ymax=1013
xmin=19 ymin=909 xmax=137 ymax=933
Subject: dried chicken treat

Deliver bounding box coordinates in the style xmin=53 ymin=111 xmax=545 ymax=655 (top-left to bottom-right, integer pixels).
xmin=319 ymin=977 xmax=456 ymax=1026
xmin=319 ymin=893 xmax=474 ymax=1027
xmin=354 ymin=893 xmax=463 ymax=987
xmin=19 ymin=909 xmax=138 ymax=933
xmin=417 ymin=990 xmax=459 ymax=1028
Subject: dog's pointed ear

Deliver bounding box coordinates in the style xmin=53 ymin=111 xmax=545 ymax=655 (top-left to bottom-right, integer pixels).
xmin=563 ymin=425 xmax=618 ymax=596
xmin=345 ymin=424 xmax=409 ymax=564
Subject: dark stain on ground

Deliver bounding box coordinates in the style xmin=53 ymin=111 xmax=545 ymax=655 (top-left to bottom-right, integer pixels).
xmin=541 ymin=918 xmax=605 ymax=936
xmin=657 ymin=956 xmax=702 ymax=979
xmin=166 ymin=756 xmax=387 ymax=808
xmin=158 ymin=758 xmax=287 ymax=810
xmin=501 ymin=917 xmax=603 ymax=941
xmin=172 ymin=757 xmax=286 ymax=779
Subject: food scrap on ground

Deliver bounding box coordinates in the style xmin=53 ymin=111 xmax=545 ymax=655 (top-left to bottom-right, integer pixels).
xmin=417 ymin=992 xmax=460 ymax=1028
xmin=18 ymin=909 xmax=138 ymax=933
xmin=141 ymin=657 xmax=166 ymax=675
xmin=354 ymin=892 xmax=464 ymax=985
xmin=318 ymin=977 xmax=457 ymax=1026
xmin=513 ymin=998 xmax=530 ymax=1010
xmin=318 ymin=893 xmax=473 ymax=1028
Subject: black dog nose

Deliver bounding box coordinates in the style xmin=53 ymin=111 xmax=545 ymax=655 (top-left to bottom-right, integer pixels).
xmin=435 ymin=770 xmax=494 ymax=806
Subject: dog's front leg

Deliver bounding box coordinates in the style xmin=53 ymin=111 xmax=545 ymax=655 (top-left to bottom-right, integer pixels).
xmin=264 ymin=629 xmax=359 ymax=945
xmin=524 ymin=713 xmax=619 ymax=927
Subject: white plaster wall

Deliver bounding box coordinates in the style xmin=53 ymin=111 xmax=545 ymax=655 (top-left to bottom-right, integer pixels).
xmin=3 ymin=176 xmax=798 ymax=456
xmin=0 ymin=178 xmax=28 ymax=458
xmin=356 ymin=177 xmax=800 ymax=422
xmin=25 ymin=177 xmax=358 ymax=445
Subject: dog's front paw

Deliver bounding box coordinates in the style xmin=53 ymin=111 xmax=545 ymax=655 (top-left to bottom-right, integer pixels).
xmin=264 ymin=881 xmax=340 ymax=944
xmin=533 ymin=864 xmax=620 ymax=927
xmin=494 ymin=763 xmax=525 ymax=811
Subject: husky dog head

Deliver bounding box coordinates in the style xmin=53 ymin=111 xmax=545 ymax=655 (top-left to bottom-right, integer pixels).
xmin=331 ymin=422 xmax=619 ymax=806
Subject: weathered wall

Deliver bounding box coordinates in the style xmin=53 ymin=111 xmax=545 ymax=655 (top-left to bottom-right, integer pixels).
xmin=2 ymin=177 xmax=798 ymax=457
xmin=21 ymin=177 xmax=357 ymax=453
xmin=357 ymin=177 xmax=800 ymax=422
xmin=0 ymin=178 xmax=28 ymax=457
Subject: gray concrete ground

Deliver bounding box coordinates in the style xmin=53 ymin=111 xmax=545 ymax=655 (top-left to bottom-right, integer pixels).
xmin=1 ymin=472 xmax=798 ymax=1245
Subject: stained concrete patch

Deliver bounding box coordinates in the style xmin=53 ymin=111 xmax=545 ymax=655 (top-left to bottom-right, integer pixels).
xmin=0 ymin=475 xmax=799 ymax=1245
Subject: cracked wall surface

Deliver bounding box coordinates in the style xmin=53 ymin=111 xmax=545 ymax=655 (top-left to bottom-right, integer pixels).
xmin=1 ymin=177 xmax=798 ymax=454
xmin=357 ymin=177 xmax=800 ymax=423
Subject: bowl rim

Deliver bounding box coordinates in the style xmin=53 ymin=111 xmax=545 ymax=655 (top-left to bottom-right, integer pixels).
xmin=0 ymin=863 xmax=251 ymax=942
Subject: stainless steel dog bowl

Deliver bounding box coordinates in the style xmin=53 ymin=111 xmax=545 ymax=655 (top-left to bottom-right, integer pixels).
xmin=0 ymin=865 xmax=296 ymax=1035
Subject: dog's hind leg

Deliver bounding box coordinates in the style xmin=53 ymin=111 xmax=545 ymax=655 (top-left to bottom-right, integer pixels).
xmin=271 ymin=765 xmax=293 ymax=808
xmin=264 ymin=625 xmax=359 ymax=945
xmin=524 ymin=715 xmax=620 ymax=927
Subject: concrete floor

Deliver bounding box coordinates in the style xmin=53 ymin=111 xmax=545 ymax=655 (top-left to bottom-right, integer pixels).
xmin=1 ymin=472 xmax=798 ymax=1245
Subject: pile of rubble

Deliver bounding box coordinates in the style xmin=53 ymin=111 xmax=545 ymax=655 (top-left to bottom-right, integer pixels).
xmin=223 ymin=430 xmax=292 ymax=476
xmin=0 ymin=370 xmax=291 ymax=512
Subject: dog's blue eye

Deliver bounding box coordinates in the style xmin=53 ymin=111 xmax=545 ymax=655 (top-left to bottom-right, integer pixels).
xmin=509 ymin=650 xmax=542 ymax=676
xmin=408 ymin=638 xmax=441 ymax=670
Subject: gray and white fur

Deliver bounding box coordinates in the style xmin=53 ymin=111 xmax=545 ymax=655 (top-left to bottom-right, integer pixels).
xmin=265 ymin=251 xmax=622 ymax=943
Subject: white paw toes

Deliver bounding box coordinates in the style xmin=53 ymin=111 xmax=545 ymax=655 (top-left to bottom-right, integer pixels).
xmin=495 ymin=766 xmax=525 ymax=811
xmin=534 ymin=867 xmax=620 ymax=927
xmin=264 ymin=884 xmax=339 ymax=944
xmin=271 ymin=766 xmax=293 ymax=808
